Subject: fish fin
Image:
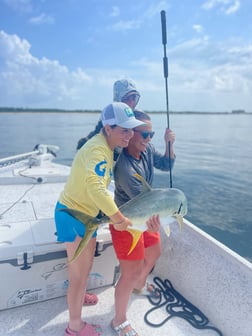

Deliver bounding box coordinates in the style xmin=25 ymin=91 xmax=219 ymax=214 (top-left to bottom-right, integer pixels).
xmin=127 ymin=229 xmax=143 ymax=255
xmin=70 ymin=230 xmax=97 ymax=263
xmin=58 ymin=208 xmax=100 ymax=263
xmin=160 ymin=219 xmax=171 ymax=237
xmin=134 ymin=173 xmax=152 ymax=192
xmin=164 ymin=223 xmax=171 ymax=237
xmin=174 ymin=214 xmax=184 ymax=232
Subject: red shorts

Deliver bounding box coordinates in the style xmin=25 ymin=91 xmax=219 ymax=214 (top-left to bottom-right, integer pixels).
xmin=109 ymin=224 xmax=160 ymax=260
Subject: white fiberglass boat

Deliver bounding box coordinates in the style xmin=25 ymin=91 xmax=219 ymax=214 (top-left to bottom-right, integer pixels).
xmin=0 ymin=145 xmax=251 ymax=336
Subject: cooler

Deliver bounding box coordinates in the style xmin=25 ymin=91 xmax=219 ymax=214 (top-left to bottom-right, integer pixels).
xmin=0 ymin=214 xmax=118 ymax=311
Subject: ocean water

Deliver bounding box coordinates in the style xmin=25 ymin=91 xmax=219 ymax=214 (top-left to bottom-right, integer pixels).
xmin=0 ymin=112 xmax=251 ymax=262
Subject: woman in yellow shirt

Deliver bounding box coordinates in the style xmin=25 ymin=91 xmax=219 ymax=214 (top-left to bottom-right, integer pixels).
xmin=54 ymin=102 xmax=145 ymax=336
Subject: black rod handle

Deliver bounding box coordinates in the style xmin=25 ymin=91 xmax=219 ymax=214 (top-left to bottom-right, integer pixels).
xmin=163 ymin=57 xmax=168 ymax=79
xmin=161 ymin=10 xmax=167 ymax=45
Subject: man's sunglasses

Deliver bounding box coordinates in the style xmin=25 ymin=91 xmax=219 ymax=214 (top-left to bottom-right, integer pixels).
xmin=134 ymin=130 xmax=155 ymax=139
xmin=122 ymin=94 xmax=140 ymax=104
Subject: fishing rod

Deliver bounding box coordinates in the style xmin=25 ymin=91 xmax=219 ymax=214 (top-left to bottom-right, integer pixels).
xmin=160 ymin=10 xmax=173 ymax=188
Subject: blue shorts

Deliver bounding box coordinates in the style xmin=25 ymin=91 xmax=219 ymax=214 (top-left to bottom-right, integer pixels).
xmin=54 ymin=201 xmax=97 ymax=242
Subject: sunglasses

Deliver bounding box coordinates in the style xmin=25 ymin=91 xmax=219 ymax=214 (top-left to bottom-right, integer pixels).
xmin=134 ymin=130 xmax=155 ymax=139
xmin=122 ymin=94 xmax=140 ymax=104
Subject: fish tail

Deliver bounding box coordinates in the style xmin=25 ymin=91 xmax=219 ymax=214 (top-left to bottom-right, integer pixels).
xmin=70 ymin=231 xmax=95 ymax=263
xmin=127 ymin=229 xmax=143 ymax=255
xmin=174 ymin=214 xmax=184 ymax=232
xmin=162 ymin=222 xmax=171 ymax=237
xmin=59 ymin=208 xmax=100 ymax=263
xmin=134 ymin=173 xmax=152 ymax=192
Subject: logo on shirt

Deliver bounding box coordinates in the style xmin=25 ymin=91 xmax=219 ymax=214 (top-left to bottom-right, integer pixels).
xmin=95 ymin=160 xmax=107 ymax=176
xmin=95 ymin=160 xmax=113 ymax=178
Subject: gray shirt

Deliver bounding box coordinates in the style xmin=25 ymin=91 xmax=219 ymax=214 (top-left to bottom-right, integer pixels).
xmin=113 ymin=143 xmax=175 ymax=207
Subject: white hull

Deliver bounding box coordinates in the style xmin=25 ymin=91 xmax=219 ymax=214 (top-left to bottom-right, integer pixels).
xmin=0 ymin=146 xmax=251 ymax=336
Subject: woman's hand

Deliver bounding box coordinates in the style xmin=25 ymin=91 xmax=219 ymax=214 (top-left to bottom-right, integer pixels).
xmin=146 ymin=214 xmax=160 ymax=232
xmin=112 ymin=217 xmax=132 ymax=231
xmin=164 ymin=128 xmax=175 ymax=158
xmin=164 ymin=128 xmax=175 ymax=144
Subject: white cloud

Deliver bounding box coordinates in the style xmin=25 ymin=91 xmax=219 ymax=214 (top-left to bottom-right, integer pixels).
xmin=143 ymin=1 xmax=169 ymax=19
xmin=225 ymin=0 xmax=240 ymax=14
xmin=110 ymin=19 xmax=141 ymax=32
xmin=29 ymin=13 xmax=55 ymax=25
xmin=193 ymin=24 xmax=204 ymax=33
xmin=0 ymin=29 xmax=251 ymax=112
xmin=3 ymin=0 xmax=33 ymax=13
xmin=202 ymin=0 xmax=240 ymax=15
xmin=166 ymin=38 xmax=252 ymax=111
xmin=109 ymin=1 xmax=168 ymax=33
xmin=4 ymin=0 xmax=55 ymax=26
xmin=0 ymin=30 xmax=32 ymax=62
xmin=130 ymin=36 xmax=252 ymax=111
xmin=0 ymin=31 xmax=93 ymax=108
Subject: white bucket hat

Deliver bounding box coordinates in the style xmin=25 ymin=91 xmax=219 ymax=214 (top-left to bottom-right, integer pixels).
xmin=113 ymin=79 xmax=140 ymax=102
xmin=101 ymin=102 xmax=145 ymax=129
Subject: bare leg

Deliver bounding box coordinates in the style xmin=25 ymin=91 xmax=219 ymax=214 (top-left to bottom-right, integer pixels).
xmin=134 ymin=243 xmax=161 ymax=291
xmin=113 ymin=259 xmax=143 ymax=326
xmin=66 ymin=237 xmax=96 ymax=331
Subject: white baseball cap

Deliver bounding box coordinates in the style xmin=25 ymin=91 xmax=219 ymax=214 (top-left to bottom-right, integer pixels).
xmin=101 ymin=102 xmax=145 ymax=129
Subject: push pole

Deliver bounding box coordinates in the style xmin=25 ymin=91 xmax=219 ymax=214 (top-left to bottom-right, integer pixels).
xmin=160 ymin=10 xmax=173 ymax=188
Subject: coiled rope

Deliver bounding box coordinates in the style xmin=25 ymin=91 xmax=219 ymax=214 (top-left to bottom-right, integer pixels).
xmin=144 ymin=276 xmax=223 ymax=336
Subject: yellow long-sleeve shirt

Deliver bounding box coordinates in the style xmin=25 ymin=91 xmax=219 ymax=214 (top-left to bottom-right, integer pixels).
xmin=59 ymin=133 xmax=118 ymax=217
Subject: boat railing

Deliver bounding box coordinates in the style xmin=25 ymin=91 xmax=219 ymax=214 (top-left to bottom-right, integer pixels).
xmin=0 ymin=144 xmax=60 ymax=168
xmin=0 ymin=150 xmax=40 ymax=167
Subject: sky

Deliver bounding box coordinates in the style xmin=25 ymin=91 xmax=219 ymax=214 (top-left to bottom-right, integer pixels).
xmin=0 ymin=0 xmax=251 ymax=112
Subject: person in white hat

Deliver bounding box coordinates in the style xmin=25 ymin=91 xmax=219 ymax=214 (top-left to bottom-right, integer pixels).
xmin=75 ymin=79 xmax=142 ymax=307
xmin=113 ymin=79 xmax=140 ymax=110
xmin=76 ymin=79 xmax=141 ymax=151
xmin=54 ymin=102 xmax=148 ymax=336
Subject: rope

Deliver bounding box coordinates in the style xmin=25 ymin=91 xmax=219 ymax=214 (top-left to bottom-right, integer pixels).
xmin=144 ymin=276 xmax=223 ymax=336
xmin=0 ymin=184 xmax=36 ymax=219
xmin=0 ymin=166 xmax=38 ymax=219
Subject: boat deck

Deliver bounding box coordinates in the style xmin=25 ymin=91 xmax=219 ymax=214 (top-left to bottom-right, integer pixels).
xmin=0 ymin=276 xmax=220 ymax=336
xmin=1 ymin=149 xmax=251 ymax=336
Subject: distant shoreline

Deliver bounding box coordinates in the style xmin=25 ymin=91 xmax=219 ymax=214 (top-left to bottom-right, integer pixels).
xmin=0 ymin=108 xmax=251 ymax=115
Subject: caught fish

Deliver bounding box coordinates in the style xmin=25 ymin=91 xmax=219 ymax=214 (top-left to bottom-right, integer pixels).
xmin=60 ymin=173 xmax=187 ymax=262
